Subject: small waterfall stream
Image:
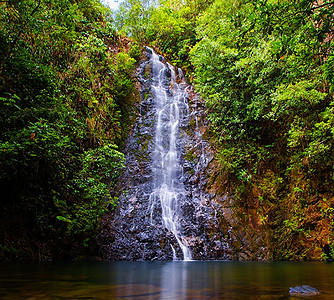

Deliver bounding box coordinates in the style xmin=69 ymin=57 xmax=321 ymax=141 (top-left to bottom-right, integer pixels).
xmin=148 ymin=49 xmax=191 ymax=260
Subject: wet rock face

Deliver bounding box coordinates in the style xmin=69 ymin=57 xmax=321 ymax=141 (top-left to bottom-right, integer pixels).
xmin=98 ymin=48 xmax=233 ymax=261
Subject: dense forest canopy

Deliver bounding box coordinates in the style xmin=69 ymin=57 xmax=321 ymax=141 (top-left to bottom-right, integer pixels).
xmin=1 ymin=0 xmax=334 ymax=261
xmin=0 ymin=0 xmax=140 ymax=260
xmin=189 ymin=0 xmax=334 ymax=260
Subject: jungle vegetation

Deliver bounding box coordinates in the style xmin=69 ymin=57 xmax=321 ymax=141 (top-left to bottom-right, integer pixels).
xmin=0 ymin=0 xmax=140 ymax=260
xmin=1 ymin=0 xmax=334 ymax=261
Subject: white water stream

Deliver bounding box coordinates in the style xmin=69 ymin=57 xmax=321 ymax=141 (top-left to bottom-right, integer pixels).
xmin=148 ymin=48 xmax=192 ymax=260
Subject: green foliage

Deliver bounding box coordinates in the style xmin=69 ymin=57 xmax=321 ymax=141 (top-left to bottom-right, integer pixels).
xmin=129 ymin=41 xmax=142 ymax=60
xmin=0 ymin=0 xmax=137 ymax=259
xmin=2 ymin=0 xmax=334 ymax=261
xmin=56 ymin=145 xmax=125 ymax=246
xmin=188 ymin=0 xmax=334 ymax=260
xmin=115 ymin=0 xmax=213 ymax=71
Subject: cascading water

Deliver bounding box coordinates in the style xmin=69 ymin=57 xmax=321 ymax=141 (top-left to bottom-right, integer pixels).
xmin=148 ymin=49 xmax=191 ymax=260
xmin=99 ymin=47 xmax=233 ymax=261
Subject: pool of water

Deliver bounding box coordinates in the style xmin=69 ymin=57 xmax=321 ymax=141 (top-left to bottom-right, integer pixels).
xmin=0 ymin=261 xmax=333 ymax=299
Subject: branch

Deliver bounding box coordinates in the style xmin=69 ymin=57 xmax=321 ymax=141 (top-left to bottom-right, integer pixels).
xmin=309 ymin=2 xmax=334 ymax=11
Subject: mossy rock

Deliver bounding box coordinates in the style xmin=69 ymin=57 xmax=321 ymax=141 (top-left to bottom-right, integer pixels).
xmin=144 ymin=62 xmax=151 ymax=79
xmin=184 ymin=147 xmax=197 ymax=163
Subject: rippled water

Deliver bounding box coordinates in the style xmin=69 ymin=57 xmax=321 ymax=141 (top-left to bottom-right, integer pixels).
xmin=1 ymin=261 xmax=334 ymax=299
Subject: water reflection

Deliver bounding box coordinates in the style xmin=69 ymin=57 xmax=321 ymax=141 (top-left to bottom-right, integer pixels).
xmin=0 ymin=261 xmax=334 ymax=299
xmin=161 ymin=262 xmax=189 ymax=298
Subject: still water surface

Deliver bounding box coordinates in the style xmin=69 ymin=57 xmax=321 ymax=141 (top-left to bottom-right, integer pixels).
xmin=0 ymin=261 xmax=333 ymax=299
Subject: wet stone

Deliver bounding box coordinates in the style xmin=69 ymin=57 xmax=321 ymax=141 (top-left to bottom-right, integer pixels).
xmin=289 ymin=285 xmax=321 ymax=296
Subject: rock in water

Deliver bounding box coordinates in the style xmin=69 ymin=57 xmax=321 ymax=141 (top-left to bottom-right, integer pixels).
xmin=289 ymin=285 xmax=321 ymax=296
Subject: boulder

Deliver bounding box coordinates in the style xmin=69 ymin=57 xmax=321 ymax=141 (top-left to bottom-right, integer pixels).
xmin=289 ymin=285 xmax=321 ymax=296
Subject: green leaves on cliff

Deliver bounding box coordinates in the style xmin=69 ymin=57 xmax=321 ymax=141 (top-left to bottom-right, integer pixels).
xmin=57 ymin=145 xmax=125 ymax=246
xmin=189 ymin=0 xmax=334 ymax=260
xmin=0 ymin=0 xmax=137 ymax=259
xmin=115 ymin=0 xmax=213 ymax=70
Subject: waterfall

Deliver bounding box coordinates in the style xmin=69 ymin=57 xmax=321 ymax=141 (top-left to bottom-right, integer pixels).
xmin=148 ymin=48 xmax=192 ymax=260
xmin=100 ymin=47 xmax=232 ymax=262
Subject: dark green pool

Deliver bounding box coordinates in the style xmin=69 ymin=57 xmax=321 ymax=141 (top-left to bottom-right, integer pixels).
xmin=1 ymin=261 xmax=333 ymax=299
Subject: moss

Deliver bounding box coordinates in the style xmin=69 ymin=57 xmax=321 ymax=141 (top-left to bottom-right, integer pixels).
xmin=184 ymin=148 xmax=197 ymax=163
xmin=142 ymin=140 xmax=149 ymax=152
xmin=160 ymin=238 xmax=166 ymax=249
xmin=144 ymin=62 xmax=151 ymax=79
xmin=135 ymin=152 xmax=149 ymax=162
xmin=144 ymin=92 xmax=149 ymax=101
xmin=189 ymin=118 xmax=196 ymax=129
